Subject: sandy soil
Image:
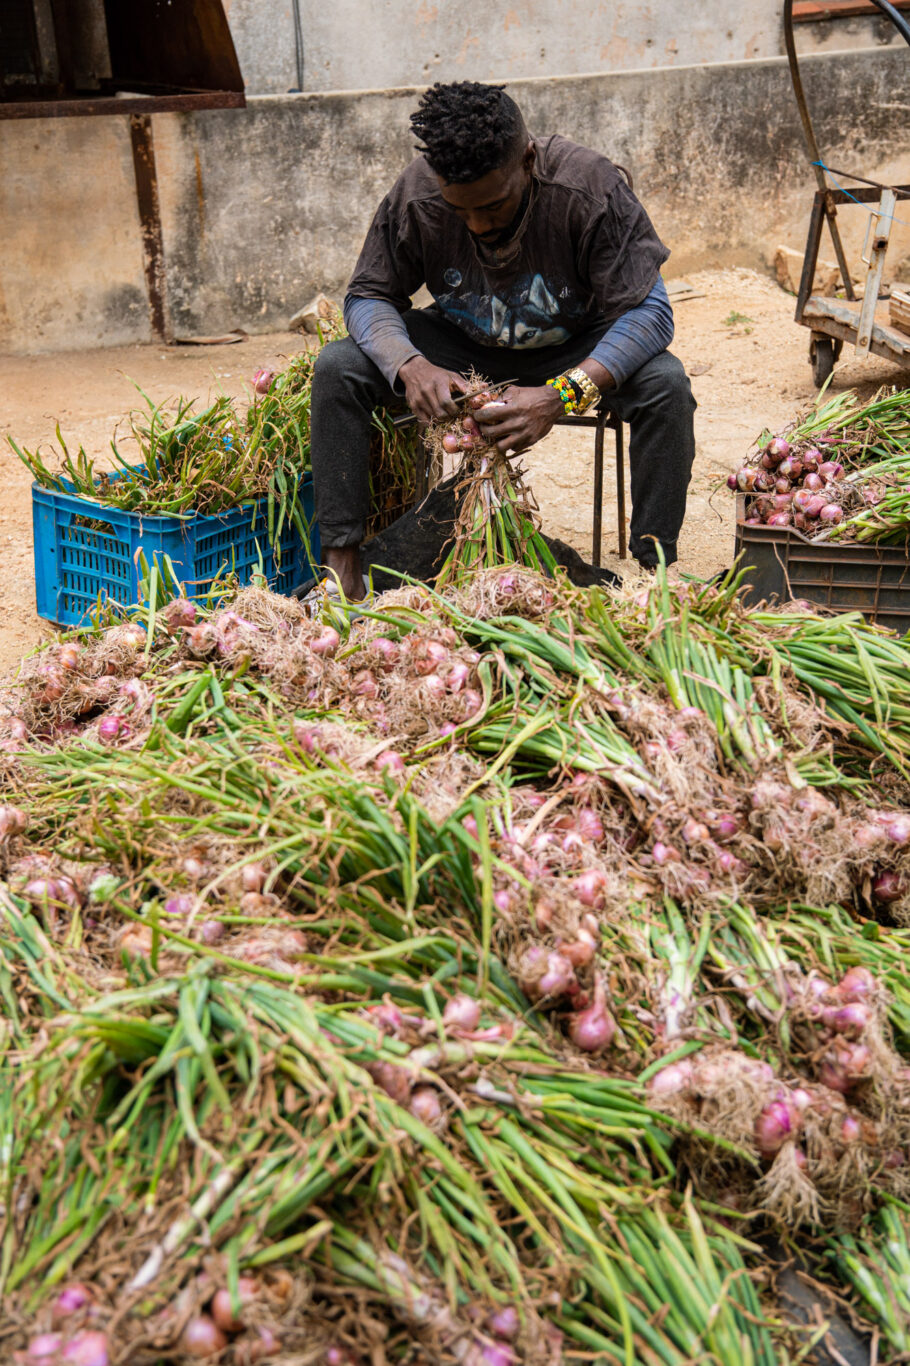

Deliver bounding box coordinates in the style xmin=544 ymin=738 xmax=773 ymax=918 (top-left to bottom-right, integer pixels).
xmin=0 ymin=267 xmax=905 ymax=675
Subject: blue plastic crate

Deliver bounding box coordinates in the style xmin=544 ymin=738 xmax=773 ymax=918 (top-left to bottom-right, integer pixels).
xmin=32 ymin=474 xmax=320 ymax=626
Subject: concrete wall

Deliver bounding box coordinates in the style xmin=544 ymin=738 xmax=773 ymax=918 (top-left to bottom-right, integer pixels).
xmin=223 ymin=0 xmax=907 ymax=94
xmin=2 ymin=45 xmax=909 ymax=352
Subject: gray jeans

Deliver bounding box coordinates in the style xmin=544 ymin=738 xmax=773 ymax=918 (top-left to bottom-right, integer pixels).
xmin=309 ymin=307 xmax=696 ymax=567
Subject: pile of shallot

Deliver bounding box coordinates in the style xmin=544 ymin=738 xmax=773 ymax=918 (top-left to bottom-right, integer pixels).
xmin=729 ymin=434 xmax=850 ymax=534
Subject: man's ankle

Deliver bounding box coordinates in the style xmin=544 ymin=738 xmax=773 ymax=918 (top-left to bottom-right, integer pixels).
xmin=323 ymin=547 xmax=363 ymax=599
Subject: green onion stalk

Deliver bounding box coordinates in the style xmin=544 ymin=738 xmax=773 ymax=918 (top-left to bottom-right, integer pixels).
xmin=826 ymin=1206 xmax=910 ymax=1354
xmin=435 ymin=442 xmax=558 ymax=588
xmin=759 ymin=384 xmax=910 ymax=471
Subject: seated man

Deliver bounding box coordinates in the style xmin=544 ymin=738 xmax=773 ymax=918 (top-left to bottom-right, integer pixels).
xmin=310 ymin=80 xmax=696 ymax=599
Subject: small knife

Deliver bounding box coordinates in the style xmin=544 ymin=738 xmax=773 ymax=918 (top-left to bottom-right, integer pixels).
xmin=391 ymin=377 xmax=519 ymax=429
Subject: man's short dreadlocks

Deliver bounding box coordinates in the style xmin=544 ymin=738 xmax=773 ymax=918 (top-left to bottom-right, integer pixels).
xmin=409 ymin=82 xmax=528 ymax=184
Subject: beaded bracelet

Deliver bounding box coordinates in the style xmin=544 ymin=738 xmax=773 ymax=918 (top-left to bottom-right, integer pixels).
xmin=546 ymin=375 xmax=577 ymax=415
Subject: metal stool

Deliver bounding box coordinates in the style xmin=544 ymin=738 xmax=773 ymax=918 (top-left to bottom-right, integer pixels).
xmin=556 ymin=407 xmax=627 ymax=565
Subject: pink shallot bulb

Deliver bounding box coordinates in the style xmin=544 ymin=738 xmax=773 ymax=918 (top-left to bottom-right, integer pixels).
xmin=819 ymin=1040 xmax=872 ymax=1093
xmin=647 ymin=1058 xmax=694 ymax=1096
xmin=409 ymin=1085 xmax=443 ymax=1126
xmin=374 ymin=750 xmax=405 ymax=774
xmin=241 ymin=862 xmax=267 ymax=893
xmin=61 ymin=1333 xmax=109 ymax=1366
xmin=492 ymin=888 xmax=516 ymax=916
xmin=211 ymin=1276 xmax=260 ymax=1333
xmin=568 ymin=976 xmax=615 ymax=1052
xmin=412 ymin=639 xmax=448 ymax=675
xmin=0 ymin=805 xmax=28 ymax=839
xmin=57 ymin=642 xmax=82 ymax=671
xmin=310 ymin=627 xmax=340 ymax=656
xmin=575 ymin=807 xmax=604 ymax=841
xmin=823 ymin=1001 xmax=871 ymax=1038
xmin=841 ymin=1114 xmax=862 ymax=1143
xmin=873 ymin=869 xmax=906 ymax=904
xmin=370 ymin=636 xmax=400 ymax=666
xmin=368 ymin=998 xmax=405 ymax=1034
xmin=571 ymin=869 xmax=607 ymax=908
xmin=755 ymin=1098 xmax=798 ymax=1158
xmin=836 ymin=966 xmax=876 ymax=1003
xmin=163 ymin=597 xmax=197 ymax=632
xmin=25 ymin=1335 xmax=64 ymax=1361
xmin=252 ymin=367 xmax=275 ymax=395
xmin=442 ymin=993 xmax=481 ymax=1033
xmin=180 ymin=1314 xmax=228 ymax=1358
xmin=487 ymin=1305 xmax=520 ymax=1340
xmin=652 ymin=841 xmax=681 ymax=865
xmin=97 ymin=716 xmax=123 ymax=745
xmin=51 ymin=1284 xmax=95 ymax=1326
xmin=885 ymin=814 xmax=910 ymax=846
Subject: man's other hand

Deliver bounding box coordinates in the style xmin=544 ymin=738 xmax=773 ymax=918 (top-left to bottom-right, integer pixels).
xmin=398 ymin=357 xmax=469 ymax=421
xmin=475 ymin=385 xmax=564 ymax=454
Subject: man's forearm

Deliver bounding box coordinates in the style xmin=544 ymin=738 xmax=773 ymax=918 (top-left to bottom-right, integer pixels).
xmin=583 ymin=276 xmax=675 ymax=391
xmin=343 ymin=295 xmax=421 ymax=389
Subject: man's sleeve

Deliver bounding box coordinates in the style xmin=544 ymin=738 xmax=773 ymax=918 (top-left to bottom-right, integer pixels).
xmin=343 ymin=296 xmax=421 ymax=389
xmin=580 ymin=178 xmax=671 ymax=327
xmin=344 ymin=190 xmax=427 ymax=386
xmin=589 ymin=277 xmax=674 ymax=388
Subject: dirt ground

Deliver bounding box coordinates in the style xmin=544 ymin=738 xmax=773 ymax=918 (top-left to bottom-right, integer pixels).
xmin=1 ymin=266 xmax=906 ymax=675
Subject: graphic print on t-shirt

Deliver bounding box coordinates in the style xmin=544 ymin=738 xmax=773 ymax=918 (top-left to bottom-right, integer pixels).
xmin=435 ymin=272 xmax=584 ymax=348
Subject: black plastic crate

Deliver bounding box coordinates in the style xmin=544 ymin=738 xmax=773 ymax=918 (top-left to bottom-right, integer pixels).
xmin=734 ymin=494 xmax=910 ymax=634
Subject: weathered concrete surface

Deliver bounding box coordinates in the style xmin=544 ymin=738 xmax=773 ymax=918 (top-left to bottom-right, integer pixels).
xmin=225 ymin=0 xmax=906 ymax=95
xmin=0 ymin=116 xmax=148 ymax=349
xmin=3 ymin=46 xmax=909 ymax=352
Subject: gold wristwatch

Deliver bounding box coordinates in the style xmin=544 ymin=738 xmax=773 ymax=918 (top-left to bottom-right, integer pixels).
xmin=564 ymin=367 xmax=601 ymax=413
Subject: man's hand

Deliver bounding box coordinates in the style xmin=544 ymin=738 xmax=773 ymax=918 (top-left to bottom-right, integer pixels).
xmin=398 ymin=356 xmax=469 ymax=422
xmin=475 ymin=385 xmax=564 ymax=454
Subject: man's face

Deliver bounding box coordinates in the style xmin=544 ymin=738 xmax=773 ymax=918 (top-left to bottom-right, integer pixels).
xmin=437 ymin=144 xmax=535 ymax=243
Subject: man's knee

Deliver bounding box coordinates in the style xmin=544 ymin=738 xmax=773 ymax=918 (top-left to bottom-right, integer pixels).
xmin=312 ymin=337 xmax=368 ymax=393
xmin=633 ymin=351 xmax=696 ymax=412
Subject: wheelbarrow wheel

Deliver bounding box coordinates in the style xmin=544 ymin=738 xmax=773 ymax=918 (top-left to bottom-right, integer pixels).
xmin=810 ymin=335 xmax=839 ymax=388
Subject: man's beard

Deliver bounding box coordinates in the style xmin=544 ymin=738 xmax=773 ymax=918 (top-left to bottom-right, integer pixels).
xmin=470 ymin=184 xmax=532 ymax=250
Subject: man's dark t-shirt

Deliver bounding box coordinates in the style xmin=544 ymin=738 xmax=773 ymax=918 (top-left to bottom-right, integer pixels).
xmin=346 ymin=134 xmax=670 ymax=357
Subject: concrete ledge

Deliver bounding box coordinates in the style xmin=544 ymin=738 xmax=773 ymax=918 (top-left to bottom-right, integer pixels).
xmin=2 ymin=46 xmax=908 ymax=352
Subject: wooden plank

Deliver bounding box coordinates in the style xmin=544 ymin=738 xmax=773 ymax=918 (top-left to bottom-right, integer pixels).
xmin=802 ymin=294 xmax=910 ymax=359
xmin=793 ymin=0 xmax=910 ymax=19
xmin=891 ymin=290 xmax=910 ymax=337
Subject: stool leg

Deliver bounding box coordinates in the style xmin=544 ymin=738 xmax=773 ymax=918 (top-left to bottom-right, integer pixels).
xmin=593 ymin=415 xmax=604 ymax=567
xmin=615 ymin=420 xmax=627 ymax=560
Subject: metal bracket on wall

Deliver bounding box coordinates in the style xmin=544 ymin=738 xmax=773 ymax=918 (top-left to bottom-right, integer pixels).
xmin=129 ymin=113 xmax=171 ymax=344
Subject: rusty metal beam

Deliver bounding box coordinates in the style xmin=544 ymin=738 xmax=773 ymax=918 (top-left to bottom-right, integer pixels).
xmin=129 ymin=113 xmax=171 ymax=344
xmin=0 ymin=90 xmax=244 ymax=120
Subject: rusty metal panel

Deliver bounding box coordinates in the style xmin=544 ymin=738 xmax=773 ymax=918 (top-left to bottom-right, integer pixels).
xmin=104 ymin=0 xmax=243 ymax=94
xmin=0 ymin=0 xmax=245 ymax=118
xmin=0 ymin=90 xmax=244 ymax=118
xmin=793 ymin=0 xmax=910 ymax=18
xmin=0 ymin=0 xmax=42 ymax=92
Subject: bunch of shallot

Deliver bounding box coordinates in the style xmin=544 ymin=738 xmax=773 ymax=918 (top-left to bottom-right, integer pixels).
xmin=729 ymin=434 xmax=849 ymax=534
